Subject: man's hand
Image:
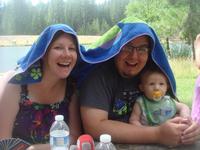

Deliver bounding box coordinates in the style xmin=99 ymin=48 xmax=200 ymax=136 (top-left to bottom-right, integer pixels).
xmin=156 ymin=117 xmax=189 ymax=146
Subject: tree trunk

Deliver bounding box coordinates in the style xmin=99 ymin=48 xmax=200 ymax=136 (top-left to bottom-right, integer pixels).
xmin=166 ymin=37 xmax=171 ymax=57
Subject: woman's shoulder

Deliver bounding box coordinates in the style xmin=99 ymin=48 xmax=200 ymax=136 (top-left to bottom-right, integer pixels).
xmin=0 ymin=71 xmax=21 ymax=102
xmin=0 ymin=72 xmax=21 ymax=124
xmin=0 ymin=70 xmax=17 ymax=84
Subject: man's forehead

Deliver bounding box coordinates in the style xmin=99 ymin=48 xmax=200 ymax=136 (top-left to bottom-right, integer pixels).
xmin=128 ymin=35 xmax=150 ymax=45
xmin=127 ymin=40 xmax=150 ymax=47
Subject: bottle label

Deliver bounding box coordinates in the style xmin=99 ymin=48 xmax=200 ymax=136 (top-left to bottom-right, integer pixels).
xmin=50 ymin=130 xmax=69 ymax=147
xmin=51 ymin=136 xmax=69 ymax=146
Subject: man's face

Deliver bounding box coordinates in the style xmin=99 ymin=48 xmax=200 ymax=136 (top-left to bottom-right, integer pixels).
xmin=115 ymin=35 xmax=150 ymax=78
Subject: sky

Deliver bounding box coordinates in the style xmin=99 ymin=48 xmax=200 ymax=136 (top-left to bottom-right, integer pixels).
xmin=31 ymin=0 xmax=106 ymax=6
xmin=0 ymin=0 xmax=105 ymax=6
xmin=31 ymin=0 xmax=48 ymax=5
xmin=95 ymin=0 xmax=106 ymax=4
xmin=0 ymin=0 xmax=106 ymax=7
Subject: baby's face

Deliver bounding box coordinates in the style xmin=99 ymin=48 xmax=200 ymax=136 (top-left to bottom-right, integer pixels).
xmin=139 ymin=72 xmax=168 ymax=101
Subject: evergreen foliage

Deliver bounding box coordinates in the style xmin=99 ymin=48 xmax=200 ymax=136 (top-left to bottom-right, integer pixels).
xmin=0 ymin=0 xmax=129 ymax=35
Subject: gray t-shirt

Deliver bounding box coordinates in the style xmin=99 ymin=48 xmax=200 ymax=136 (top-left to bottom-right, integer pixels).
xmin=80 ymin=59 xmax=141 ymax=122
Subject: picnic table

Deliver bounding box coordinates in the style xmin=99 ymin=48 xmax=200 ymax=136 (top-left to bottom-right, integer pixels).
xmin=115 ymin=141 xmax=200 ymax=150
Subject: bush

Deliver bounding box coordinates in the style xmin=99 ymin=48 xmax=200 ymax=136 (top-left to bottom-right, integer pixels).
xmin=168 ymin=41 xmax=192 ymax=58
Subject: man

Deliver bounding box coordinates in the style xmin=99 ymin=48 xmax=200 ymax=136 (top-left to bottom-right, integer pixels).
xmin=79 ymin=17 xmax=200 ymax=146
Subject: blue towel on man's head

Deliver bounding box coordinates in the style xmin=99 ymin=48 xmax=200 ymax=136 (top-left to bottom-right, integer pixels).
xmin=79 ymin=16 xmax=177 ymax=96
xmin=9 ymin=24 xmax=82 ymax=84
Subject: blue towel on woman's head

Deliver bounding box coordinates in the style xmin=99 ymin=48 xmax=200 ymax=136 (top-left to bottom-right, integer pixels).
xmin=79 ymin=16 xmax=177 ymax=96
xmin=9 ymin=24 xmax=82 ymax=84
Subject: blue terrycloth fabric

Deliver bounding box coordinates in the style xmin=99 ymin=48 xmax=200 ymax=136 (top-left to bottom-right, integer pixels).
xmin=9 ymin=24 xmax=82 ymax=84
xmin=79 ymin=16 xmax=176 ymax=96
xmin=8 ymin=18 xmax=176 ymax=97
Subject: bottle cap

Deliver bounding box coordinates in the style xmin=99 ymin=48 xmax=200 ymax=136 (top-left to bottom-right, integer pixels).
xmin=100 ymin=134 xmax=111 ymax=143
xmin=55 ymin=115 xmax=64 ymax=121
xmin=77 ymin=134 xmax=95 ymax=150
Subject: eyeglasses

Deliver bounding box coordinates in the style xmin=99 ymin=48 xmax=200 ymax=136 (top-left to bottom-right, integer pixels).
xmin=122 ymin=45 xmax=150 ymax=55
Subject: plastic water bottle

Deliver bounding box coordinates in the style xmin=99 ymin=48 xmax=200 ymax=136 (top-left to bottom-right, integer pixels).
xmin=95 ymin=134 xmax=116 ymax=150
xmin=69 ymin=145 xmax=77 ymax=150
xmin=50 ymin=115 xmax=70 ymax=150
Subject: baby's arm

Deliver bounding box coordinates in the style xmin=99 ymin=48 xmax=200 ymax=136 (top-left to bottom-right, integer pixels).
xmin=129 ymin=102 xmax=142 ymax=126
xmin=175 ymin=101 xmax=190 ymax=118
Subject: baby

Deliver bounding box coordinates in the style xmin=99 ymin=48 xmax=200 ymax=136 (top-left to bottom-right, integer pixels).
xmin=129 ymin=66 xmax=190 ymax=126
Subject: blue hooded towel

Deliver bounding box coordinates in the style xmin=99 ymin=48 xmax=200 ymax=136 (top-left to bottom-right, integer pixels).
xmin=79 ymin=16 xmax=176 ymax=96
xmin=9 ymin=24 xmax=82 ymax=84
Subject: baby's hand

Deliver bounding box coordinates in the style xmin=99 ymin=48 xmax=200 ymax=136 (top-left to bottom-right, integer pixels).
xmin=180 ymin=117 xmax=192 ymax=126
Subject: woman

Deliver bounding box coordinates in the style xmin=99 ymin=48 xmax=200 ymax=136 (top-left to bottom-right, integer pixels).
xmin=0 ymin=24 xmax=82 ymax=149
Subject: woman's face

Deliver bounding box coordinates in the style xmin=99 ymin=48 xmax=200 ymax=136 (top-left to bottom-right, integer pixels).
xmin=43 ymin=33 xmax=77 ymax=79
xmin=115 ymin=35 xmax=150 ymax=78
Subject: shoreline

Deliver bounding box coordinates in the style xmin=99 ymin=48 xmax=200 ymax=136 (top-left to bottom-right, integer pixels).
xmin=0 ymin=35 xmax=100 ymax=46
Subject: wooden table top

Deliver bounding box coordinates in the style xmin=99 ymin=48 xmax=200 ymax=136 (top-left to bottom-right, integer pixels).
xmin=114 ymin=141 xmax=200 ymax=150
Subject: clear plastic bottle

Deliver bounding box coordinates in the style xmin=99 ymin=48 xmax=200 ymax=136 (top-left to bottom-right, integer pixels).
xmin=50 ymin=115 xmax=70 ymax=150
xmin=95 ymin=134 xmax=116 ymax=150
xmin=69 ymin=145 xmax=77 ymax=150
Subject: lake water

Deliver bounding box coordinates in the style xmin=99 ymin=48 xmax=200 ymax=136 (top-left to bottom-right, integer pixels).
xmin=0 ymin=46 xmax=30 ymax=73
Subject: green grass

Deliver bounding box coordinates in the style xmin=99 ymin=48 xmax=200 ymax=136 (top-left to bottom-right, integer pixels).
xmin=169 ymin=58 xmax=199 ymax=108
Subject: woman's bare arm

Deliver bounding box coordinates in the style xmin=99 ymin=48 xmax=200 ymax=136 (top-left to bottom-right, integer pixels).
xmin=68 ymin=92 xmax=82 ymax=144
xmin=0 ymin=80 xmax=20 ymax=139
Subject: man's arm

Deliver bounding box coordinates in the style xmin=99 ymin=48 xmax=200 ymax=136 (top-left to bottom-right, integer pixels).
xmin=81 ymin=106 xmax=188 ymax=146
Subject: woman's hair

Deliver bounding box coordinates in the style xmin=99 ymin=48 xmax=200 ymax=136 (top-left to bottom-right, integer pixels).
xmin=41 ymin=30 xmax=79 ymax=74
xmin=48 ymin=30 xmax=78 ymax=51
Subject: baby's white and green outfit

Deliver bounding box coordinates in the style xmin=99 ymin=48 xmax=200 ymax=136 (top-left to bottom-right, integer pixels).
xmin=136 ymin=95 xmax=177 ymax=126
